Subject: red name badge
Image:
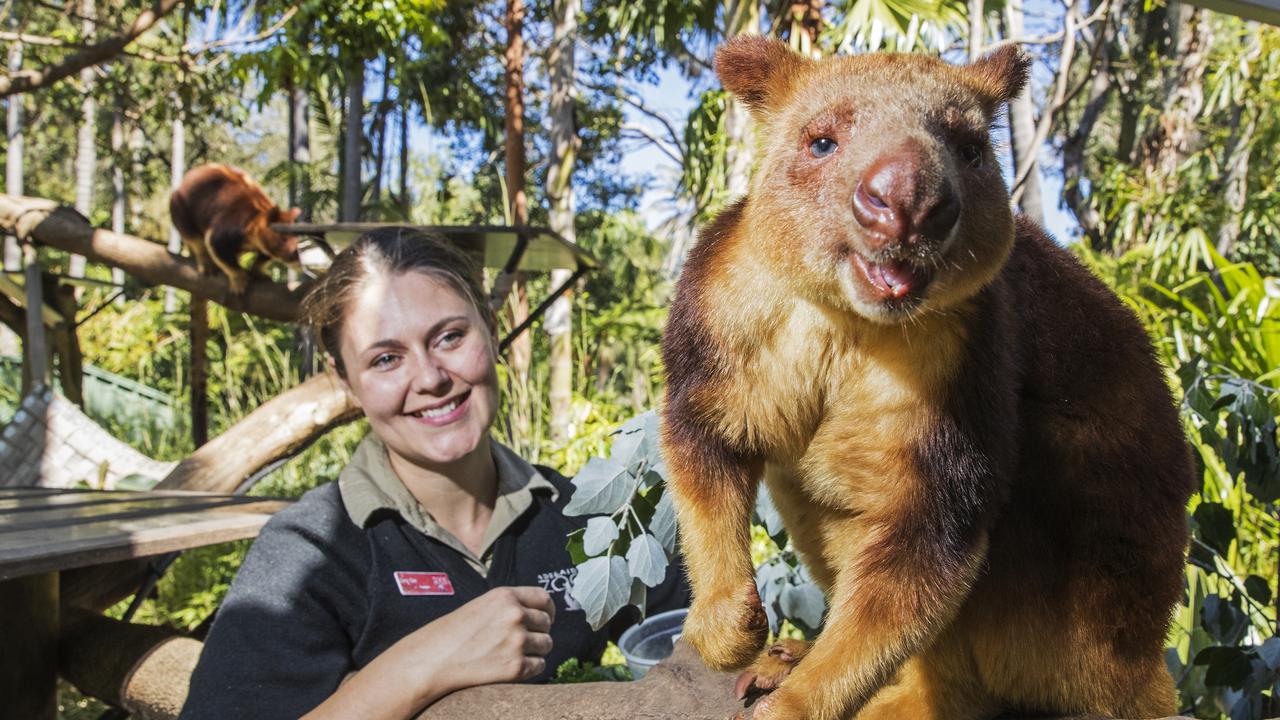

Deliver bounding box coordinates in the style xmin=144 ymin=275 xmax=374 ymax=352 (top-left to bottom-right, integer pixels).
xmin=394 ymin=571 xmax=454 ymax=596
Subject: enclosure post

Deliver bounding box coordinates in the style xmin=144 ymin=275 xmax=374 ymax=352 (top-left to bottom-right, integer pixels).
xmin=50 ymin=279 xmax=83 ymax=407
xmin=4 ymin=36 xmax=22 ymax=272
xmin=22 ymin=244 xmax=48 ymax=391
xmin=0 ymin=572 xmax=59 ymax=720
xmin=191 ymin=296 xmax=208 ymax=447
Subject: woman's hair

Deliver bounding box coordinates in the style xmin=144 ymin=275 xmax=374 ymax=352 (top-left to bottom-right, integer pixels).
xmin=300 ymin=227 xmax=494 ymax=378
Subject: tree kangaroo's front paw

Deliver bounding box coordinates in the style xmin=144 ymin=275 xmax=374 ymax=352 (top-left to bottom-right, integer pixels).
xmin=748 ymin=686 xmax=811 ymax=720
xmin=683 ymin=580 xmax=769 ymax=671
xmin=735 ymin=639 xmax=811 ymax=702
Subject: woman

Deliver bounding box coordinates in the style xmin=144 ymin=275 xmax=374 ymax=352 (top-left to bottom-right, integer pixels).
xmin=181 ymin=228 xmax=688 ymax=720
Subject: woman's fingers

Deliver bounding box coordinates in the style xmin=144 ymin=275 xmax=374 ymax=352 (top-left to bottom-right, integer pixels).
xmin=520 ymin=655 xmax=547 ymax=680
xmin=509 ymin=586 xmax=555 ymax=621
xmin=522 ymin=631 xmax=553 ymax=657
xmin=523 ymin=606 xmax=553 ymax=633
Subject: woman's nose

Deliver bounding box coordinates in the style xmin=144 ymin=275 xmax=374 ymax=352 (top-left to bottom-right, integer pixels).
xmin=409 ymin=357 xmax=452 ymax=395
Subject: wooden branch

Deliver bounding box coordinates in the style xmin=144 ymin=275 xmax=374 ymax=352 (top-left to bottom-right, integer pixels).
xmin=117 ymin=7 xmax=298 ymax=67
xmin=0 ymin=0 xmax=181 ymax=97
xmin=416 ymin=640 xmax=1195 ymax=720
xmin=157 ymin=372 xmax=359 ymax=493
xmin=0 ymin=194 xmax=306 ymax=323
xmin=60 ymin=621 xmax=1205 ymax=720
xmin=979 ymin=1 xmax=1109 ymax=52
xmin=62 ymin=372 xmax=360 ymax=611
xmin=0 ymin=31 xmax=68 ymax=48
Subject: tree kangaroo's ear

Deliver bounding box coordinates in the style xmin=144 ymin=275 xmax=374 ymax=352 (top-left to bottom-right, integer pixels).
xmin=962 ymin=44 xmax=1031 ymax=114
xmin=715 ymin=36 xmax=813 ymax=118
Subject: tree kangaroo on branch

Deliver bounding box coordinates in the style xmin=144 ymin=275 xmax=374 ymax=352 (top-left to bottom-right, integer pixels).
xmin=169 ymin=164 xmax=302 ymax=295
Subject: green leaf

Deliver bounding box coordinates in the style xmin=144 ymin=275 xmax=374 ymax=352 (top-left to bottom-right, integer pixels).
xmin=1258 ymin=638 xmax=1280 ymax=671
xmin=628 ymin=578 xmax=648 ymax=622
xmin=780 ymin=582 xmax=826 ymax=629
xmin=610 ymin=427 xmax=647 ymax=474
xmin=1244 ymin=575 xmax=1273 ymax=605
xmin=1194 ymin=646 xmax=1254 ymax=690
xmin=569 ymin=556 xmax=632 ymax=631
xmin=649 ymin=489 xmax=678 ymax=555
xmin=565 ymin=457 xmax=640 ymax=516
xmin=626 ymin=533 xmax=669 ymax=587
xmin=583 ymin=516 xmax=621 ymax=556
xmin=754 ymin=487 xmax=788 ymax=543
xmin=1193 ymin=502 xmax=1237 ymax=558
xmin=1200 ymin=594 xmax=1250 ymax=646
xmin=566 ymin=528 xmax=588 ymax=565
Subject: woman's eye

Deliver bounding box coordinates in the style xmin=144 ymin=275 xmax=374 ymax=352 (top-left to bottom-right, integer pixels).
xmin=371 ymin=353 xmax=397 ymax=369
xmin=810 ymin=137 xmax=838 ymax=158
xmin=438 ymin=330 xmax=465 ymax=348
xmin=959 ymin=142 xmax=984 ymax=168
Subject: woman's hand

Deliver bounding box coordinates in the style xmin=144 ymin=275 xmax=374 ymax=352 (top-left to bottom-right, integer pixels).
xmin=416 ymin=586 xmax=557 ymax=694
xmin=301 ymin=586 xmax=556 ymax=720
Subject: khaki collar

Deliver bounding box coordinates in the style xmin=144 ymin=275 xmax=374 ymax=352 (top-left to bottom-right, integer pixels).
xmin=338 ymin=433 xmax=558 ymax=572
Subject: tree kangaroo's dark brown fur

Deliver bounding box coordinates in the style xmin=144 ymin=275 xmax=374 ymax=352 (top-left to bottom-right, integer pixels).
xmin=660 ymin=37 xmax=1193 ymax=720
xmin=169 ymin=164 xmax=300 ymax=295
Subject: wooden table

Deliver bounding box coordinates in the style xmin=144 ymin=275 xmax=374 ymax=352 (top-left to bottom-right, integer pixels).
xmin=0 ymin=487 xmax=289 ymax=719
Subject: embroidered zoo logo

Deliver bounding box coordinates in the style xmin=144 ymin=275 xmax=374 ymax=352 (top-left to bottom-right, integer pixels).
xmin=537 ymin=567 xmax=580 ymax=611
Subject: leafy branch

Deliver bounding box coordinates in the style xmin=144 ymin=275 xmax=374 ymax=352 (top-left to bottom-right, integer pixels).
xmin=0 ymin=0 xmax=183 ymax=97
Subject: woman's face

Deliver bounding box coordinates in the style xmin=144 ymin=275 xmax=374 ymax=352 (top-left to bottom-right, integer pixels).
xmin=336 ymin=270 xmax=498 ymax=472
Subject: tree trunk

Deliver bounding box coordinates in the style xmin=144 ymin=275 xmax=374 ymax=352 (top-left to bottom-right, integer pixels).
xmin=285 ymin=66 xmax=311 ymax=214
xmin=547 ymin=0 xmax=579 ymax=443
xmin=190 ymin=297 xmax=208 ymax=446
xmin=164 ymin=110 xmax=185 ymax=313
xmin=340 ymin=56 xmax=364 ymax=222
xmin=110 ymin=109 xmax=126 ymax=300
xmin=503 ymin=0 xmax=533 ymax=445
xmin=1003 ymin=1 xmax=1043 ymax=225
xmin=371 ymin=56 xmax=392 ymax=206
xmin=968 ymin=0 xmax=984 ymax=60
xmin=49 ymin=277 xmax=83 ymax=407
xmin=1062 ymin=36 xmax=1111 ymax=247
xmin=721 ymin=0 xmax=759 ymax=201
xmin=1215 ymin=109 xmax=1253 ymax=257
xmin=70 ymin=0 xmax=97 ymax=279
xmin=399 ymin=90 xmax=410 ymax=217
xmin=22 ymin=245 xmax=48 ymax=392
xmin=1140 ymin=4 xmax=1212 ymax=178
xmin=4 ymin=38 xmax=21 ymax=272
xmin=783 ymin=0 xmax=824 ymax=54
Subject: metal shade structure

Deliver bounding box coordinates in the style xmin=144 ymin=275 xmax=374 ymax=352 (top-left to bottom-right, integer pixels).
xmin=274 ymin=223 xmax=597 ymax=351
xmin=278 ymin=223 xmax=597 ymax=272
xmin=1185 ymin=0 xmax=1280 ymax=24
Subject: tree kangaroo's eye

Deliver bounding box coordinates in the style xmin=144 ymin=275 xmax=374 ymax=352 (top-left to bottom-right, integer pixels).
xmin=810 ymin=137 xmax=838 ymax=159
xmin=959 ymin=142 xmax=984 ymax=168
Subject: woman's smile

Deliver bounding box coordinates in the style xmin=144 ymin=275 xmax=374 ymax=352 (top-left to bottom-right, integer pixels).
xmin=406 ymin=389 xmax=472 ymax=426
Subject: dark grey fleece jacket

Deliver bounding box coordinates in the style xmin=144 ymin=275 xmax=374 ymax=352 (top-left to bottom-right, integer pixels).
xmin=179 ymin=467 xmax=689 ymax=720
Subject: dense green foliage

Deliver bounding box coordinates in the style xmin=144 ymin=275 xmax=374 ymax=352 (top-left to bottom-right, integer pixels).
xmin=1079 ymin=241 xmax=1280 ymax=718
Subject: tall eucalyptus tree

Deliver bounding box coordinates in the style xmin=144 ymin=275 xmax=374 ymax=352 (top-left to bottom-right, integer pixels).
xmin=546 ymin=0 xmax=580 ymax=442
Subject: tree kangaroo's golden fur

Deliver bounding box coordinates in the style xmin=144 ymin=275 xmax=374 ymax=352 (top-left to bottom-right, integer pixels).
xmin=660 ymin=38 xmax=1193 ymax=720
